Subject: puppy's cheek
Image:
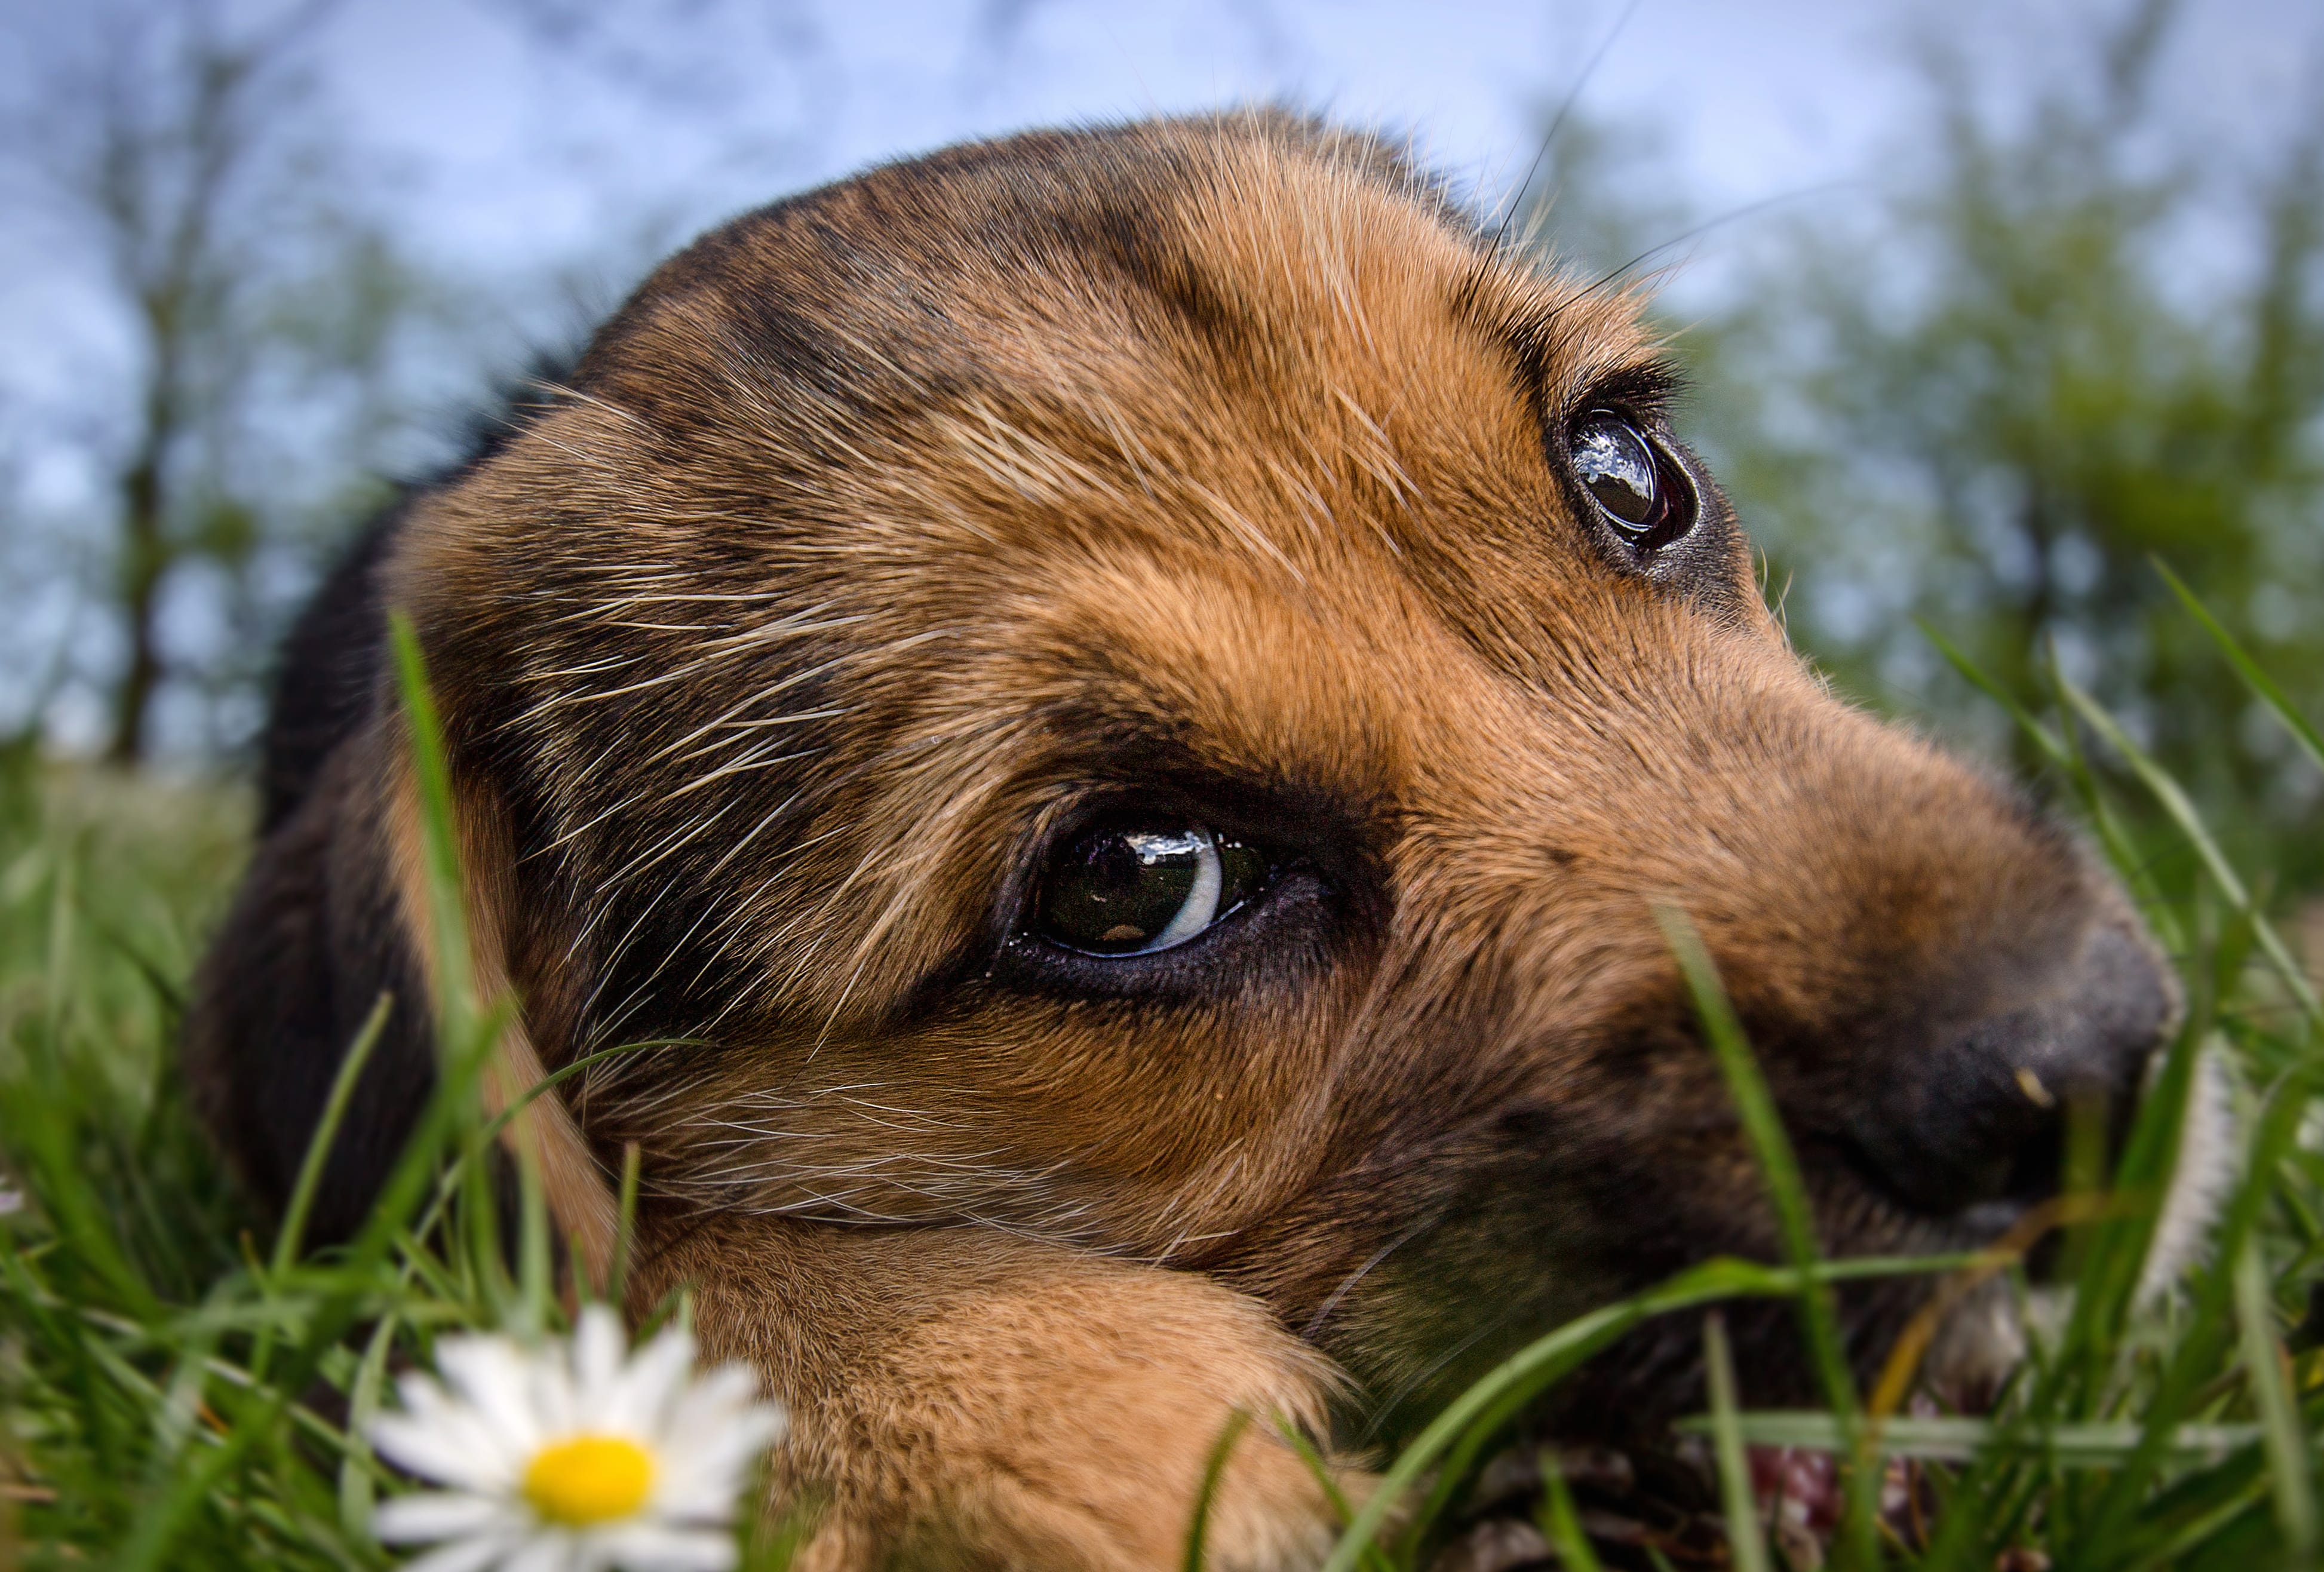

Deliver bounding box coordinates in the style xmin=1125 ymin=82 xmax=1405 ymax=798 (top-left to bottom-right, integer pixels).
xmin=849 ymin=1270 xmax=1362 ymax=1571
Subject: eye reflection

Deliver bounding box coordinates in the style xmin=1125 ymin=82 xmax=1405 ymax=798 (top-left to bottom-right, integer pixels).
xmin=1035 ymin=823 xmax=1269 ymax=956
xmin=1570 ymin=414 xmax=1661 ymax=529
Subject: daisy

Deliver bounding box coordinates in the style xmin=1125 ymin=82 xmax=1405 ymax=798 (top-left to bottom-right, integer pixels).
xmin=368 ymin=1304 xmax=787 ymax=1572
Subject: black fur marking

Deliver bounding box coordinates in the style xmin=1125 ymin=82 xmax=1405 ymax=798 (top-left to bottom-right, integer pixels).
xmin=188 ymin=738 xmax=438 ymax=1241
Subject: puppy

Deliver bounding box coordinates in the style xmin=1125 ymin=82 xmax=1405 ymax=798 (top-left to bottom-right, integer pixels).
xmin=188 ymin=113 xmax=2175 ymax=1569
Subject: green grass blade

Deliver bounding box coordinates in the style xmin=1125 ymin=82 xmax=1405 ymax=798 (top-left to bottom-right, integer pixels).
xmin=1657 ymin=907 xmax=1874 ymax=1565
xmin=1657 ymin=908 xmax=1857 ymax=1410
xmin=246 ymin=991 xmax=395 ymax=1391
xmin=515 ymin=1119 xmax=552 ymax=1339
xmin=2058 ymin=676 xmax=2319 ymax=1021
xmin=339 ymin=1310 xmax=401 ymax=1548
xmin=386 ymin=610 xmax=477 ymax=1045
xmin=1918 ymin=619 xmax=2071 ymax=766
xmin=1276 ymin=1420 xmax=1393 ymax=1572
xmin=1704 ymin=1313 xmax=1774 ymax=1572
xmin=2154 ymin=558 xmax=2324 ymax=776
xmin=1924 ymin=623 xmax=2176 ymax=948
xmin=1678 ymin=1411 xmax=2266 ymax=1467
xmin=1537 ymin=1451 xmax=1607 ymax=1572
xmin=2049 ymin=1023 xmax=2205 ymax=1404
xmin=2233 ymin=1238 xmax=2314 ymax=1557
xmin=2079 ymin=1069 xmax=2313 ymax=1553
xmin=608 ymin=1140 xmax=642 ymax=1307
xmin=268 ymin=993 xmax=394 ymax=1282
xmin=1181 ymin=1410 xmax=1252 ymax=1572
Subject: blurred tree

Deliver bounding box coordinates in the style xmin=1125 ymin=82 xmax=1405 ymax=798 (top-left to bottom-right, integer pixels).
xmin=489 ymin=0 xmax=836 ymax=202
xmin=0 ymin=0 xmax=445 ymax=761
xmin=1678 ymin=0 xmax=2324 ymax=890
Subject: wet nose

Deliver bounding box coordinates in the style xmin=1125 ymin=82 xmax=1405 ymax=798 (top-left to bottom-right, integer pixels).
xmin=1849 ymin=926 xmax=2175 ymax=1217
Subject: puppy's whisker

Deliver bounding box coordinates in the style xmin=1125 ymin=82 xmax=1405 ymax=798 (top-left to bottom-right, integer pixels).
xmin=1303 ymin=1220 xmax=1432 ymax=1342
xmin=1359 ymin=1304 xmax=1529 ymax=1447
xmin=1482 ymin=0 xmax=1639 ymax=260
xmin=664 ymin=741 xmax=827 ymax=800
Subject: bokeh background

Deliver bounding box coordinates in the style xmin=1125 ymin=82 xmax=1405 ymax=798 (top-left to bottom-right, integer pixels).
xmin=2 ymin=0 xmax=2320 ymax=902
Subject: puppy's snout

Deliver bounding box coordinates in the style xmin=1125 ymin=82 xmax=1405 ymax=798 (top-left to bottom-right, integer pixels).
xmin=1849 ymin=925 xmax=2175 ymax=1217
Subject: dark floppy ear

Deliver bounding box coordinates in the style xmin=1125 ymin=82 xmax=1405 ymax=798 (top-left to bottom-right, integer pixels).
xmin=379 ymin=727 xmax=620 ymax=1284
xmin=186 ymin=700 xmax=619 ymax=1276
xmin=184 ymin=717 xmax=438 ymax=1244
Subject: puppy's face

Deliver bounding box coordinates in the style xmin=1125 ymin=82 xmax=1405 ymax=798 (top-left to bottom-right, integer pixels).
xmin=397 ymin=118 xmax=2170 ymax=1436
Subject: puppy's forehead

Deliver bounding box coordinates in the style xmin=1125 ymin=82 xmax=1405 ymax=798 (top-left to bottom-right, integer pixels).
xmin=530 ymin=115 xmax=1732 ymax=845
xmin=581 ymin=115 xmax=1659 ymax=588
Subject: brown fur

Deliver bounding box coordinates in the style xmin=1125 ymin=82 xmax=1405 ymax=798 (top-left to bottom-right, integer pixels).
xmin=188 ymin=114 xmax=2172 ymax=1568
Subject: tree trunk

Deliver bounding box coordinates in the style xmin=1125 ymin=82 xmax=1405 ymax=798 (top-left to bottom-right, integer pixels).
xmin=108 ymin=401 xmax=170 ymax=766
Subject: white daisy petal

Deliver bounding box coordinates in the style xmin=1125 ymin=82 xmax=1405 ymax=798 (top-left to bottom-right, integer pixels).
xmin=388 ymin=1374 xmax=485 ymax=1453
xmin=530 ymin=1344 xmax=581 ymax=1438
xmin=400 ymin=1531 xmax=527 ymax=1572
xmin=662 ymin=1364 xmax=761 ymax=1427
xmin=651 ymin=1433 xmax=779 ymax=1518
xmin=572 ymin=1304 xmax=626 ymax=1395
xmin=373 ymin=1490 xmax=520 ymax=1543
xmin=648 ymin=1461 xmax=756 ymax=1519
xmin=595 ymin=1522 xmax=742 ymax=1572
xmin=502 ymin=1532 xmax=583 ymax=1572
xmin=650 ymin=1389 xmax=784 ymax=1493
xmin=437 ymin=1337 xmax=548 ymax=1454
xmin=663 ymin=1365 xmax=771 ymax=1440
xmin=602 ymin=1324 xmax=696 ymax=1433
xmin=395 ymin=1367 xmax=451 ymax=1414
xmin=646 ymin=1404 xmax=756 ymax=1475
xmin=371 ymin=1408 xmax=521 ymax=1493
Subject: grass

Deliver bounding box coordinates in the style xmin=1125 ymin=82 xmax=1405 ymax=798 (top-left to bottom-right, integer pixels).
xmin=1 ymin=591 xmax=2320 ymax=1571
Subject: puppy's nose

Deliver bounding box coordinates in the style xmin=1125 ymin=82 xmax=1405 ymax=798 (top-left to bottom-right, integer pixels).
xmin=1850 ymin=926 xmax=2174 ymax=1216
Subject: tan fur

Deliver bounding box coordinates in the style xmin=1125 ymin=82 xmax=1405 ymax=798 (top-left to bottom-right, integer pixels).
xmin=641 ymin=1217 xmax=1352 ymax=1570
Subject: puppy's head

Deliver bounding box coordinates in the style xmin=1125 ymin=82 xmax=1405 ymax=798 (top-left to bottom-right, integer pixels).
xmin=391 ymin=115 xmax=2173 ymax=1434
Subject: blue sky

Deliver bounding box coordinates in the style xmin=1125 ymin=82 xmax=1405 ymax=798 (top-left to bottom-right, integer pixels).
xmin=312 ymin=1 xmax=2319 ymax=285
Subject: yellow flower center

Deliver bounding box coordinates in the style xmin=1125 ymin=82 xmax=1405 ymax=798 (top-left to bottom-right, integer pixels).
xmin=521 ymin=1433 xmax=655 ymax=1525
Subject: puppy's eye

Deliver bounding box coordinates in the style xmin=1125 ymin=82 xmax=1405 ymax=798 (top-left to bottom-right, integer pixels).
xmin=1568 ymin=410 xmax=1694 ymax=550
xmin=1036 ymin=823 xmax=1268 ymax=956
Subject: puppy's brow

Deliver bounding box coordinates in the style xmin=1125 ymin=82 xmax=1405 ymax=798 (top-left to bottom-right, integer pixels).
xmin=1454 ymin=258 xmax=1668 ymax=417
xmin=1570 ymin=360 xmax=1690 ymax=422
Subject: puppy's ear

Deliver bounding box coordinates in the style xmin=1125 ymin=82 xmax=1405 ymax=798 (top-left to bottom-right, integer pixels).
xmin=186 ymin=717 xmax=435 ymax=1244
xmin=381 ymin=729 xmax=620 ymax=1285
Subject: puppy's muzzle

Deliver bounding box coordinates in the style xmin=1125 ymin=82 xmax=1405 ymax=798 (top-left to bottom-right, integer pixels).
xmin=1848 ymin=923 xmax=2175 ymax=1218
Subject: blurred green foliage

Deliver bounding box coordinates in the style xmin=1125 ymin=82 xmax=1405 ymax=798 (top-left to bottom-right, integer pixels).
xmin=1532 ymin=0 xmax=2324 ymax=896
